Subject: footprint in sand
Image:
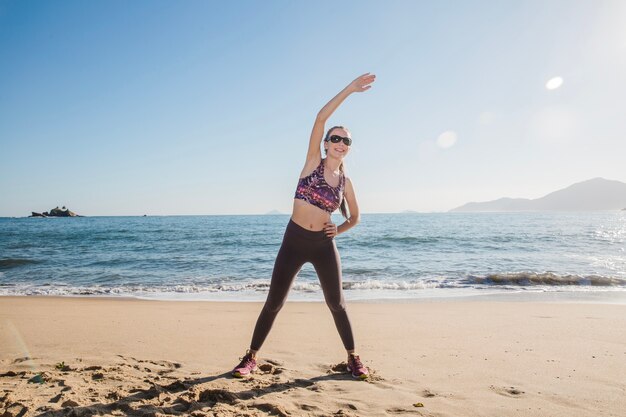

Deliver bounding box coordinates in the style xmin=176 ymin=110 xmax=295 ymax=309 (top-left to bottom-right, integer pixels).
xmin=489 ymin=385 xmax=525 ymax=397
xmin=115 ymin=354 xmax=181 ymax=368
xmin=198 ymin=388 xmax=246 ymax=405
xmin=332 ymin=409 xmax=359 ymax=416
xmin=264 ymin=358 xmax=284 ymax=366
xmin=258 ymin=362 xmax=285 ymax=375
xmin=385 ymin=406 xmax=421 ymax=414
xmin=141 ymin=359 xmax=182 ymax=369
xmin=115 ymin=354 xmax=181 ymax=375
xmin=249 ymin=402 xmax=291 ymax=417
xmin=12 ymin=356 xmax=34 ymax=364
xmin=299 ymin=403 xmax=322 ymax=412
xmin=421 ymin=389 xmax=437 ymax=398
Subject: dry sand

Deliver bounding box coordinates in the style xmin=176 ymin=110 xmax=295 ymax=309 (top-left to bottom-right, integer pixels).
xmin=1 ymin=295 xmax=625 ymax=416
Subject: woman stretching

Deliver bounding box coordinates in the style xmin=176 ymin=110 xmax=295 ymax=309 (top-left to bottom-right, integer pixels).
xmin=231 ymin=72 xmax=376 ymax=380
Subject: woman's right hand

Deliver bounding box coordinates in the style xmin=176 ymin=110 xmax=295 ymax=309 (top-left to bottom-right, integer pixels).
xmin=347 ymin=73 xmax=376 ymax=93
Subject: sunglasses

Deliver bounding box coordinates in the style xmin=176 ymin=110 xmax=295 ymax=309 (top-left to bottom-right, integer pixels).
xmin=326 ymin=135 xmax=352 ymax=146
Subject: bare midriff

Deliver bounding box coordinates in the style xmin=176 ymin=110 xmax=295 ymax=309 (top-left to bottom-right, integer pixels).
xmin=291 ymin=199 xmax=333 ymax=231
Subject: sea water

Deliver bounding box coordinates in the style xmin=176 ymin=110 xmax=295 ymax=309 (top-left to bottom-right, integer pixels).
xmin=1 ymin=212 xmax=625 ymax=301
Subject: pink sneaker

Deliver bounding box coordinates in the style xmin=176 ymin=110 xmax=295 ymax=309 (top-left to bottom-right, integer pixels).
xmin=346 ymin=353 xmax=369 ymax=380
xmin=231 ymin=350 xmax=257 ymax=378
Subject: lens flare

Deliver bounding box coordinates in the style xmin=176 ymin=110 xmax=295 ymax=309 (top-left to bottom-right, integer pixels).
xmin=545 ymin=76 xmax=564 ymax=90
xmin=3 ymin=319 xmax=37 ymax=371
xmin=436 ymin=131 xmax=457 ymax=149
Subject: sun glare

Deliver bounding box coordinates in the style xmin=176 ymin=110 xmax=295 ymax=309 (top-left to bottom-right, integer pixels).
xmin=545 ymin=76 xmax=564 ymax=90
xmin=436 ymin=131 xmax=457 ymax=149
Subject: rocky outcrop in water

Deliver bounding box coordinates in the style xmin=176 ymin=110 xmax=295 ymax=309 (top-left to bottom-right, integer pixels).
xmin=29 ymin=206 xmax=83 ymax=217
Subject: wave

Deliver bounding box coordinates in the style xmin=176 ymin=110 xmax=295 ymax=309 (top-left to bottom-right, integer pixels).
xmin=2 ymin=272 xmax=624 ymax=297
xmin=463 ymin=272 xmax=626 ymax=287
xmin=342 ymin=280 xmax=442 ymax=290
xmin=0 ymin=258 xmax=39 ymax=269
xmin=0 ymin=281 xmax=436 ymax=296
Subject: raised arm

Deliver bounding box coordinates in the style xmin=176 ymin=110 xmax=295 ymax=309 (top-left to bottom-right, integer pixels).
xmin=305 ymin=73 xmax=376 ymax=162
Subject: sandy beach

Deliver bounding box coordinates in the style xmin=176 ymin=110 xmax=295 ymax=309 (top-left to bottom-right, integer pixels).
xmin=1 ymin=294 xmax=625 ymax=417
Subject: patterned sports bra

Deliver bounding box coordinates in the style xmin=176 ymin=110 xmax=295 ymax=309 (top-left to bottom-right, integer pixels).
xmin=294 ymin=158 xmax=345 ymax=213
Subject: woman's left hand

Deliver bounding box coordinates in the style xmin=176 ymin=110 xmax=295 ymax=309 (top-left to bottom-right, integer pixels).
xmin=324 ymin=221 xmax=338 ymax=237
xmin=347 ymin=72 xmax=376 ymax=93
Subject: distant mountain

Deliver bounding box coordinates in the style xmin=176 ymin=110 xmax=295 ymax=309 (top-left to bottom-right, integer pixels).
xmin=265 ymin=210 xmax=284 ymax=215
xmin=450 ymin=178 xmax=626 ymax=212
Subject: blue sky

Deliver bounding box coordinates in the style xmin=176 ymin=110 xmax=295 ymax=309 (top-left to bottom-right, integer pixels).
xmin=1 ymin=0 xmax=625 ymax=216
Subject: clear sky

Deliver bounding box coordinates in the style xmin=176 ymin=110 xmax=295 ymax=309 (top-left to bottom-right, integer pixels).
xmin=1 ymin=0 xmax=625 ymax=216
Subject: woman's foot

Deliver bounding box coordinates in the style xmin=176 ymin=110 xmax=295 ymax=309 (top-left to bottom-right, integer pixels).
xmin=231 ymin=349 xmax=257 ymax=378
xmin=346 ymin=353 xmax=369 ymax=379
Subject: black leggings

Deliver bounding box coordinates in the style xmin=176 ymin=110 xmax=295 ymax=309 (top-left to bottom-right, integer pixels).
xmin=249 ymin=218 xmax=355 ymax=351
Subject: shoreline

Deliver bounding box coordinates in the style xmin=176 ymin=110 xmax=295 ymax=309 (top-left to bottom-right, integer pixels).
xmin=2 ymin=288 xmax=626 ymax=304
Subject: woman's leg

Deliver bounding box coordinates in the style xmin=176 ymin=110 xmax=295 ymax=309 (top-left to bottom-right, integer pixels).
xmin=249 ymin=235 xmax=305 ymax=352
xmin=311 ymin=240 xmax=355 ymax=352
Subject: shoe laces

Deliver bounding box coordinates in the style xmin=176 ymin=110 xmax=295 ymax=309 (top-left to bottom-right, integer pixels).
xmin=349 ymin=354 xmax=364 ymax=369
xmin=237 ymin=354 xmax=255 ymax=368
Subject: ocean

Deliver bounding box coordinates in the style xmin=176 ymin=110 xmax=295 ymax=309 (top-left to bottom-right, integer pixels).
xmin=1 ymin=212 xmax=625 ymax=302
